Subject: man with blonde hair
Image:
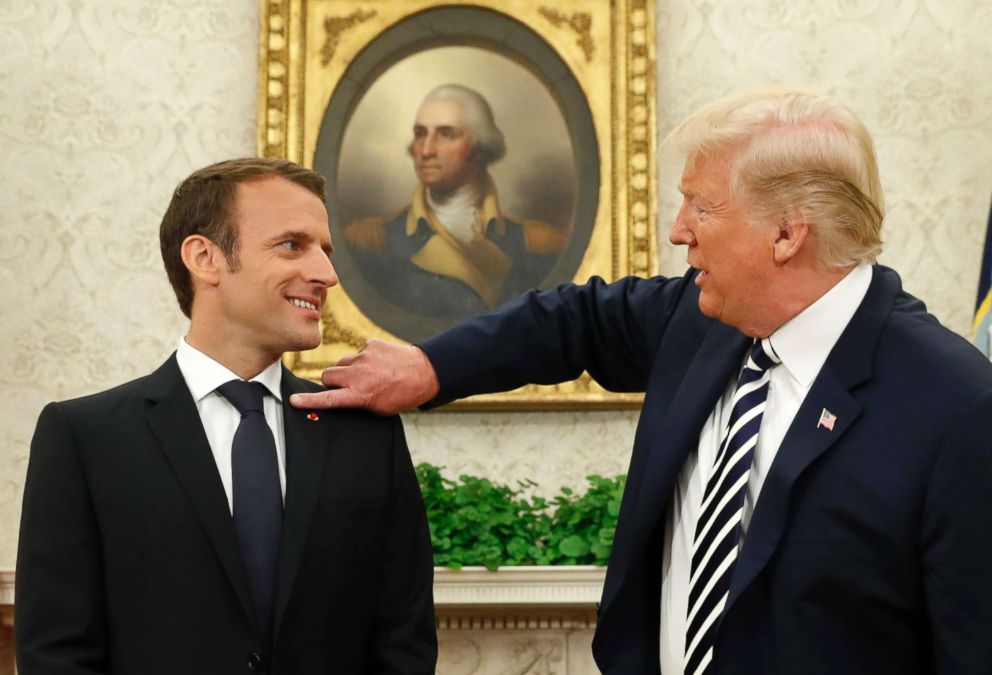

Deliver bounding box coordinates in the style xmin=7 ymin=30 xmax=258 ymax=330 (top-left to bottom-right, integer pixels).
xmin=295 ymin=88 xmax=992 ymax=674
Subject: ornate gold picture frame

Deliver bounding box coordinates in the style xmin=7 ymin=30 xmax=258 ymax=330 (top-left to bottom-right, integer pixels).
xmin=258 ymin=0 xmax=656 ymax=409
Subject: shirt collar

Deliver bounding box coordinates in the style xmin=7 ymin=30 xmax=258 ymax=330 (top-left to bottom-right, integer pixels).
xmin=175 ymin=338 xmax=283 ymax=403
xmin=768 ymin=264 xmax=873 ymax=388
xmin=406 ymin=172 xmax=505 ymax=237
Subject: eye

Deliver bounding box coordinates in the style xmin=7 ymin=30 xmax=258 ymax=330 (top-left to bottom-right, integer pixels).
xmin=280 ymin=240 xmax=301 ymax=252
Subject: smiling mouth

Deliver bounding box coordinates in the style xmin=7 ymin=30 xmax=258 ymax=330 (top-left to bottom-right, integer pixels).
xmin=289 ymin=298 xmax=319 ymax=311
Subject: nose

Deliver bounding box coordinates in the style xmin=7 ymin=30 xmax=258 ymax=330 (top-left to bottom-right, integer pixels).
xmin=420 ymin=133 xmax=437 ymax=157
xmin=669 ymin=203 xmax=696 ymax=247
xmin=308 ymin=251 xmax=339 ymax=289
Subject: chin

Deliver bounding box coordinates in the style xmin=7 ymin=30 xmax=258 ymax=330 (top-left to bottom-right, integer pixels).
xmin=279 ymin=330 xmax=322 ymax=354
xmin=296 ymin=334 xmax=322 ymax=351
xmin=696 ymin=295 xmax=722 ymax=320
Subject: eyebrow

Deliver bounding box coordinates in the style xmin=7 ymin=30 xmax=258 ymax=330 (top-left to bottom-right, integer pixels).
xmin=413 ymin=124 xmax=461 ymax=134
xmin=270 ymin=229 xmax=334 ymax=256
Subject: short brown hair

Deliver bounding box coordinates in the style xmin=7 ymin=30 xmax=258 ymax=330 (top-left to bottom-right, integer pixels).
xmin=159 ymin=158 xmax=326 ymax=317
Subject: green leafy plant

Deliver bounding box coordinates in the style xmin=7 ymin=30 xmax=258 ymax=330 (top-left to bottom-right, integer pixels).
xmin=416 ymin=463 xmax=626 ymax=570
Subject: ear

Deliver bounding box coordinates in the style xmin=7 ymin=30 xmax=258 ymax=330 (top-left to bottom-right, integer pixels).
xmin=180 ymin=235 xmax=225 ymax=288
xmin=772 ymin=216 xmax=809 ymax=264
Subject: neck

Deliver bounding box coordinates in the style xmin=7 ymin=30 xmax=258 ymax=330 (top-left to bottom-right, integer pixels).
xmin=427 ymin=172 xmax=485 ymax=204
xmin=749 ymin=265 xmax=854 ymax=338
xmin=186 ymin=318 xmax=279 ymax=381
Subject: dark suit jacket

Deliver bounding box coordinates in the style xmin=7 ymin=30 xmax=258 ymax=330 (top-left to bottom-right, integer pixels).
xmin=16 ymin=355 xmax=437 ymax=674
xmin=420 ymin=266 xmax=992 ymax=674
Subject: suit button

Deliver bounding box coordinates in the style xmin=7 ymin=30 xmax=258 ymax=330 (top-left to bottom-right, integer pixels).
xmin=247 ymin=653 xmax=263 ymax=671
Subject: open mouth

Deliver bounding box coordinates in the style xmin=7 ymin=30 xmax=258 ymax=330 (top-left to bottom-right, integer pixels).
xmin=289 ymin=298 xmax=319 ymax=312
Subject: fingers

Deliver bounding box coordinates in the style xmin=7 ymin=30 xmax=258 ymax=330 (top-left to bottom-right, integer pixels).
xmin=321 ymin=365 xmax=353 ymax=387
xmin=292 ymin=340 xmax=438 ymax=415
xmin=335 ymin=352 xmax=360 ymax=367
xmin=289 ymin=388 xmax=363 ymax=410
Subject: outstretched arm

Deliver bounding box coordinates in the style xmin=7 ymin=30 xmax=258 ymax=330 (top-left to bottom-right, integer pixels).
xmin=291 ymin=273 xmax=697 ymax=413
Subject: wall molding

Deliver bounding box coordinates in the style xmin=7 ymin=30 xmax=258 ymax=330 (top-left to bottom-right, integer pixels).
xmin=433 ymin=565 xmax=605 ymax=608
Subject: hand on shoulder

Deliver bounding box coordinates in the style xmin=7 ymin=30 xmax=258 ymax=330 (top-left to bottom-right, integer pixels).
xmin=289 ymin=340 xmax=440 ymax=415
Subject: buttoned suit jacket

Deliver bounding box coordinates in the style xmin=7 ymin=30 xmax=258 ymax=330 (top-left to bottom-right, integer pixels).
xmin=420 ymin=266 xmax=992 ymax=674
xmin=16 ymin=355 xmax=437 ymax=674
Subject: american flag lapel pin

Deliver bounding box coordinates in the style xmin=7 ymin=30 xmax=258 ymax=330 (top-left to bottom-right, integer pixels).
xmin=817 ymin=408 xmax=836 ymax=431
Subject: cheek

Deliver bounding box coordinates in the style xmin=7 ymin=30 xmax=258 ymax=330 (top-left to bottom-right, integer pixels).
xmin=448 ymin=139 xmax=473 ymax=161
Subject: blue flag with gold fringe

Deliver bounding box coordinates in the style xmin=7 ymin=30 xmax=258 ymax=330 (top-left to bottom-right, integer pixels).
xmin=973 ymin=197 xmax=992 ymax=357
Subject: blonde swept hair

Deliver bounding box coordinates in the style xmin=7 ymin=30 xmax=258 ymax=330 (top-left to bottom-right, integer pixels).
xmin=664 ymin=87 xmax=884 ymax=268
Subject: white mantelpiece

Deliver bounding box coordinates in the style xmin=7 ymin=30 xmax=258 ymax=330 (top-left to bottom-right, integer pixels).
xmin=434 ymin=566 xmax=605 ymax=674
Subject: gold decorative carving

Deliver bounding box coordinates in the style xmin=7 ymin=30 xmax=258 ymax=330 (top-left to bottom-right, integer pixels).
xmin=320 ymin=310 xmax=366 ymax=350
xmin=625 ymin=0 xmax=656 ymax=278
xmin=258 ymin=0 xmax=656 ymax=409
xmin=320 ymin=10 xmax=377 ymax=66
xmin=258 ymin=0 xmax=291 ymax=159
xmin=538 ymin=8 xmax=595 ymax=62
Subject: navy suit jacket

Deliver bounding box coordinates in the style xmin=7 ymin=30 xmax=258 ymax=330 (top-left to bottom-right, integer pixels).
xmin=421 ymin=266 xmax=992 ymax=674
xmin=16 ymin=356 xmax=437 ymax=674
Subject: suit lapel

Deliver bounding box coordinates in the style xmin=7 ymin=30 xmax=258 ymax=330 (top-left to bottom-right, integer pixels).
xmin=724 ymin=265 xmax=899 ymax=616
xmin=726 ymin=364 xmax=862 ymax=611
xmin=602 ymin=321 xmax=750 ymax=615
xmin=142 ymin=355 xmax=257 ymax=628
xmin=272 ymin=370 xmax=330 ymax=639
xmin=633 ymin=322 xmax=751 ymax=533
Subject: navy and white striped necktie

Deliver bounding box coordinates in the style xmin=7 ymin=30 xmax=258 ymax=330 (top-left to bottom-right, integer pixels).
xmin=684 ymin=338 xmax=780 ymax=675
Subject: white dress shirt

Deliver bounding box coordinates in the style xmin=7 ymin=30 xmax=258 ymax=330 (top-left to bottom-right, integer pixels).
xmin=175 ymin=338 xmax=287 ymax=513
xmin=659 ymin=264 xmax=872 ymax=673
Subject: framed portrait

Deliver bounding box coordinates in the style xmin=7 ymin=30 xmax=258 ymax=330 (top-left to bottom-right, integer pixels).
xmin=258 ymin=0 xmax=657 ymax=409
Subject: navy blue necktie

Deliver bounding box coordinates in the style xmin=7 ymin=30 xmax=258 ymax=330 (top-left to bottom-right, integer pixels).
xmin=216 ymin=380 xmax=282 ymax=639
xmin=684 ymin=338 xmax=780 ymax=675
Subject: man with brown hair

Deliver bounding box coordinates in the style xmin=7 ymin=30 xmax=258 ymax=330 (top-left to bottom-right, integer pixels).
xmin=16 ymin=158 xmax=437 ymax=674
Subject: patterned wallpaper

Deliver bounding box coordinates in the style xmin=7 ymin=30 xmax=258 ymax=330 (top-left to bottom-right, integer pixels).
xmin=1 ymin=0 xmax=990 ymax=568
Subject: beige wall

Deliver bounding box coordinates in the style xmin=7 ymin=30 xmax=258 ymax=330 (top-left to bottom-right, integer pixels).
xmin=1 ymin=0 xmax=990 ymax=568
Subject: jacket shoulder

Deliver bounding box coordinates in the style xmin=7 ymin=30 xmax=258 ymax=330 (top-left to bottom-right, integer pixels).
xmin=282 ymin=369 xmax=403 ymax=430
xmin=53 ymin=369 xmax=163 ymax=417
